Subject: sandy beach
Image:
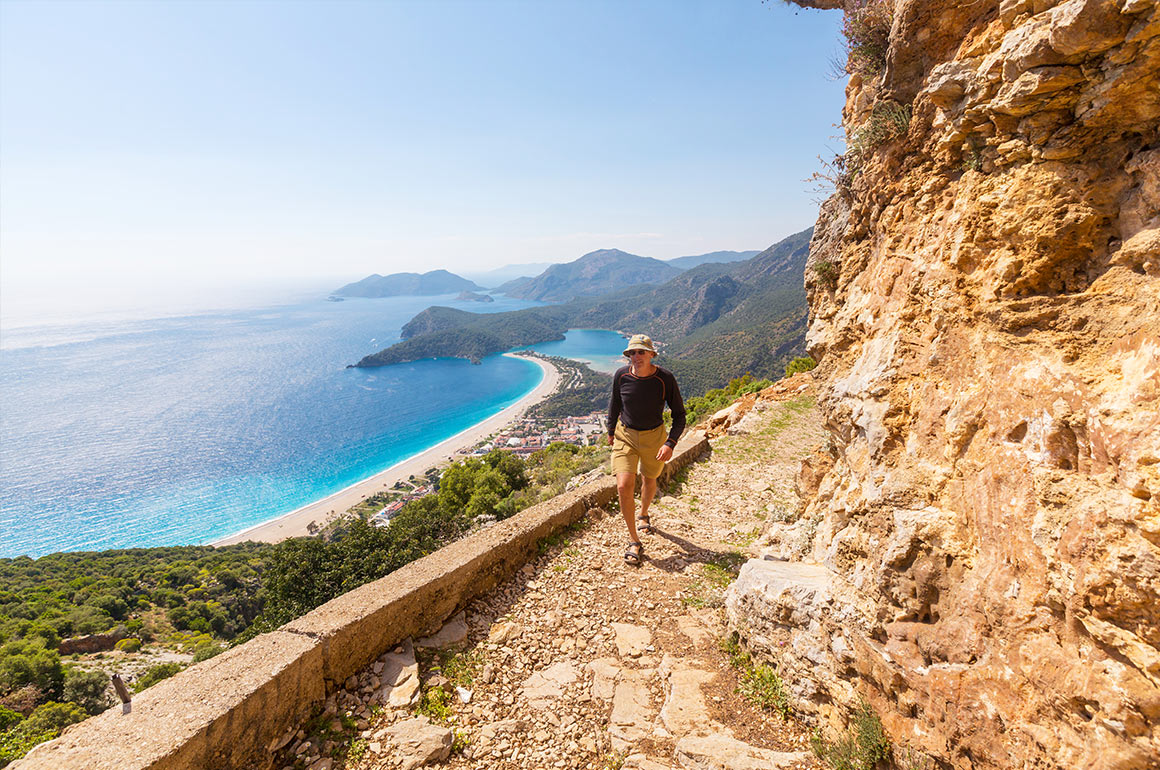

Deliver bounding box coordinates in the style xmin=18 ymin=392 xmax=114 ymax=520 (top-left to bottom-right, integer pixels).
xmin=213 ymin=353 xmax=561 ymax=546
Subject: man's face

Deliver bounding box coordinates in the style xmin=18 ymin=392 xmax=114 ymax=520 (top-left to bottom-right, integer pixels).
xmin=626 ymin=349 xmax=654 ymax=365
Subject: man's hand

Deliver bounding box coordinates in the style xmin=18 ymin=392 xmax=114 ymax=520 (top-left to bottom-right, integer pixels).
xmin=607 ymin=434 xmax=615 ymax=446
xmin=656 ymin=444 xmax=673 ymax=462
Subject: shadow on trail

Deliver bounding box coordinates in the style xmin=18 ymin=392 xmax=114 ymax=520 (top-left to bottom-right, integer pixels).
xmin=644 ymin=527 xmax=745 ymax=574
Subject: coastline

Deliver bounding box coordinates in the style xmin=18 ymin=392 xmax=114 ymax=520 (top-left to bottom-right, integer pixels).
xmin=212 ymin=353 xmax=561 ymax=546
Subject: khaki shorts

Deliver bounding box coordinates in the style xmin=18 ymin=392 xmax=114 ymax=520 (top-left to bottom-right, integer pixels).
xmin=611 ymin=424 xmax=668 ymax=479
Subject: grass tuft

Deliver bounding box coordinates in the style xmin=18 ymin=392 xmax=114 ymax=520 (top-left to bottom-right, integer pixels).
xmin=811 ymin=699 xmax=891 ymax=770
xmin=416 ymin=686 xmax=453 ymax=723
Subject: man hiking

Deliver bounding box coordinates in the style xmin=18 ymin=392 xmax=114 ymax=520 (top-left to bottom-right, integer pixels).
xmin=606 ymin=334 xmax=686 ymax=566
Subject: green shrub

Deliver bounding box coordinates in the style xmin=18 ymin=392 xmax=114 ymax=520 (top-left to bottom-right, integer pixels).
xmin=785 ymin=357 xmax=817 ymax=377
xmin=62 ymin=667 xmax=111 ymax=715
xmin=720 ymin=633 xmax=791 ymax=719
xmin=85 ymin=593 xmax=128 ymax=621
xmin=113 ymin=638 xmax=141 ymax=653
xmin=191 ymin=642 xmax=223 ymax=663
xmin=0 ymin=701 xmax=86 ymax=766
xmin=416 ymin=686 xmax=452 ymax=723
xmin=813 ymin=261 xmax=839 ymax=289
xmin=811 ymin=699 xmax=891 ymax=770
xmin=738 ymin=663 xmax=791 ymax=719
xmin=132 ymin=662 xmax=184 ymax=693
xmin=0 ymin=641 xmax=62 ymax=700
xmin=0 ymin=706 xmax=20 ymax=732
xmin=21 ymin=701 xmax=85 ymax=737
xmin=685 ymin=374 xmax=772 ymax=427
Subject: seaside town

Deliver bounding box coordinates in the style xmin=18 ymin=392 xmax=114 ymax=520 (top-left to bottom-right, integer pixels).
xmin=365 ymin=394 xmax=608 ymax=527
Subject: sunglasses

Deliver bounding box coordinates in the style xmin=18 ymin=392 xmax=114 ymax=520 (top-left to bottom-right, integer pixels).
xmin=626 ymin=349 xmax=651 ymax=356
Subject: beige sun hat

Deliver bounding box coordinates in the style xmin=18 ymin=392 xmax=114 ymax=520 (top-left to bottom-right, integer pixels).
xmin=622 ymin=334 xmax=657 ymax=356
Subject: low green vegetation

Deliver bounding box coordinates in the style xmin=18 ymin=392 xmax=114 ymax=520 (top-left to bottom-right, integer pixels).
xmin=603 ymin=749 xmax=628 ymax=770
xmin=813 ymin=260 xmax=840 ymax=288
xmin=685 ymin=374 xmax=773 ymax=427
xmin=508 ymin=443 xmax=609 ymax=513
xmin=0 ymin=701 xmax=86 ymax=767
xmin=785 ymin=356 xmax=817 ymax=377
xmin=720 ymin=633 xmax=792 ymax=719
xmin=416 ymin=645 xmax=482 ymax=692
xmin=286 ymin=706 xmax=361 ymax=767
xmin=0 ymin=541 xmax=270 ymax=761
xmin=682 ymin=553 xmax=745 ymax=609
xmin=810 ymin=699 xmax=891 ymax=770
xmin=537 ymin=518 xmax=589 ymax=557
xmin=247 ymin=445 xmax=605 ymax=638
xmin=416 ymin=686 xmax=454 ymax=723
xmin=132 ymin=662 xmax=185 ymax=693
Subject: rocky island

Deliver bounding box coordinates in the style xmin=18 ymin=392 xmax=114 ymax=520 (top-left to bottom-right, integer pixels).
xmin=454 ymin=291 xmax=494 ymax=303
xmin=333 ymin=269 xmax=483 ymax=298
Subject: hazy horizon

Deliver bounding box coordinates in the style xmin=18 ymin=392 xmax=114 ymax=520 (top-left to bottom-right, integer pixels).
xmin=1 ymin=0 xmax=844 ymax=326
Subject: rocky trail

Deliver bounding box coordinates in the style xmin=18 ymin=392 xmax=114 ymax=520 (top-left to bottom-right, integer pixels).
xmin=272 ymin=381 xmax=827 ymax=770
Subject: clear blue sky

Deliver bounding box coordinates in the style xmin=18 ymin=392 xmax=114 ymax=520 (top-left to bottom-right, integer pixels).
xmin=0 ymin=0 xmax=844 ymax=319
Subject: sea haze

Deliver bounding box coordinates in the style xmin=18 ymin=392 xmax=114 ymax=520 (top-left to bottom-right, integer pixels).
xmin=0 ymin=293 xmax=568 ymax=558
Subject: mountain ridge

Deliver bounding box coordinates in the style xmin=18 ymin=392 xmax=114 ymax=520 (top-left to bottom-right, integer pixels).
xmin=354 ymin=227 xmax=814 ymax=395
xmin=501 ymin=248 xmax=682 ymax=302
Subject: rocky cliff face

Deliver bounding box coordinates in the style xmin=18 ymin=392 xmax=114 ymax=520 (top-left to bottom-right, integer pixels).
xmin=734 ymin=1 xmax=1159 ymax=767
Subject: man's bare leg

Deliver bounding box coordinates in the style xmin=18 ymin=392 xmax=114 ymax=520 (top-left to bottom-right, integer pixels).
xmin=617 ymin=471 xmax=641 ymax=543
xmin=639 ymin=475 xmax=658 ymax=525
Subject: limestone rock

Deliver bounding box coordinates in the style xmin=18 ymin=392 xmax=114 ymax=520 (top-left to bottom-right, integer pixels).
xmin=611 ymin=622 xmax=651 ymax=658
xmin=487 ymin=620 xmax=521 ymax=645
xmin=476 ymin=718 xmax=526 ymax=751
xmin=626 ymin=757 xmax=679 ymax=770
xmin=675 ymin=615 xmax=714 ymax=647
xmin=382 ymin=716 xmax=452 ymax=770
xmin=674 ymin=733 xmax=810 ymax=770
xmin=588 ymin=657 xmax=621 ymax=700
xmin=609 ymin=669 xmax=656 ymax=751
xmin=376 ymin=638 xmax=420 ymax=707
xmin=658 ymin=656 xmax=718 ymax=738
xmin=520 ymin=660 xmax=579 ymax=706
xmin=416 ymin=610 xmax=468 ymax=649
xmin=785 ymin=0 xmax=1160 ymax=765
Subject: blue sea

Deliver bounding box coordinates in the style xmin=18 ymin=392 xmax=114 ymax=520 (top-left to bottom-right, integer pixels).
xmin=0 ymin=294 xmax=626 ymax=559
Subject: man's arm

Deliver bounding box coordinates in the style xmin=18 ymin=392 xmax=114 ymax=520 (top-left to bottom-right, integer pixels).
xmin=607 ymin=370 xmax=623 ymax=443
xmin=663 ymin=370 xmax=686 ymax=448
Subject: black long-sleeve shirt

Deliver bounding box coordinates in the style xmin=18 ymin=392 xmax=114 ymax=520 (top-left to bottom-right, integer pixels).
xmin=607 ymin=365 xmax=686 ymax=448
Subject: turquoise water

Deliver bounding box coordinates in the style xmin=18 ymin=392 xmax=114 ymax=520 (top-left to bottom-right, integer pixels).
xmin=0 ymin=294 xmax=558 ymax=558
xmin=523 ymin=329 xmax=627 ymax=373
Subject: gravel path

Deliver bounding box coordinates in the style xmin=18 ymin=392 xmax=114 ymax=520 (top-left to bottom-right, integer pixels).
xmin=274 ymin=380 xmax=827 ymax=770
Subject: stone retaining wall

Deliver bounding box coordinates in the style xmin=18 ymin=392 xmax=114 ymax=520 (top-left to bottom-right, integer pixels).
xmin=16 ymin=431 xmax=709 ymax=770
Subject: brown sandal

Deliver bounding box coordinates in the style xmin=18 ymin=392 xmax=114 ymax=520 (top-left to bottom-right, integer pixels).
xmin=624 ymin=541 xmax=644 ymax=566
xmin=636 ymin=515 xmax=655 ymax=535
